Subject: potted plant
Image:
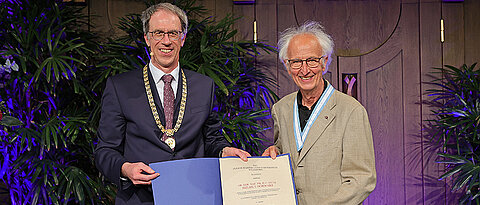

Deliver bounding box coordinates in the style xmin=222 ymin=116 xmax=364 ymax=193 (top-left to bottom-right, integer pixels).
xmin=0 ymin=0 xmax=111 ymax=204
xmin=425 ymin=63 xmax=480 ymax=204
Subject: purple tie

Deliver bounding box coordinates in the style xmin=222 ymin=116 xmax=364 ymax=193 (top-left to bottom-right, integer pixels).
xmin=161 ymin=74 xmax=174 ymax=142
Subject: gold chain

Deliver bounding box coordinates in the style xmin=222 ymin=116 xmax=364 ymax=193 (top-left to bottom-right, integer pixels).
xmin=143 ymin=65 xmax=187 ymax=137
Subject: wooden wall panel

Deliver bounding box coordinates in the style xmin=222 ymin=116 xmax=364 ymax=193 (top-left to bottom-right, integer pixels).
xmin=400 ymin=3 xmax=423 ymax=204
xmin=360 ymin=9 xmax=402 ymax=203
xmin=191 ymin=0 xmax=234 ymax=21
xmin=442 ymin=2 xmax=465 ymax=203
xmin=256 ymin=0 xmax=278 ymax=93
xmin=359 ymin=3 xmax=423 ymax=203
xmin=233 ymin=4 xmax=254 ymax=41
xmin=420 ymin=1 xmax=445 ymax=204
xmin=255 ymin=0 xmax=278 ymax=148
xmin=294 ymin=0 xmax=400 ymax=57
xmin=196 ymin=0 xmax=216 ymax=19
xmin=364 ymin=52 xmax=405 ymax=204
xmin=90 ymin=0 xmax=145 ymax=38
xmin=90 ymin=0 xmax=115 ymax=37
xmin=443 ymin=3 xmax=465 ymax=68
xmin=464 ymin=0 xmax=480 ymax=66
xmin=213 ymin=0 xmax=233 ymax=20
xmin=277 ymin=0 xmax=300 ymax=98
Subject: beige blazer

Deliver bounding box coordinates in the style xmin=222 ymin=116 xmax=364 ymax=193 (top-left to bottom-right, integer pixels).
xmin=272 ymin=88 xmax=376 ymax=205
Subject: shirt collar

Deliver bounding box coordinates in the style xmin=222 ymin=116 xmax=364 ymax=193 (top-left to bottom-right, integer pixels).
xmin=297 ymin=79 xmax=328 ymax=109
xmin=149 ymin=62 xmax=180 ymax=84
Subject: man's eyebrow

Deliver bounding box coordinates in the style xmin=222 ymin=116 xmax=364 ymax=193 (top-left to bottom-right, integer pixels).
xmin=151 ymin=29 xmax=180 ymax=33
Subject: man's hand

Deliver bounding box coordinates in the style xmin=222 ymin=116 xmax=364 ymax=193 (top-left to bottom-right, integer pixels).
xmin=221 ymin=147 xmax=251 ymax=162
xmin=261 ymin=145 xmax=278 ymax=159
xmin=121 ymin=162 xmax=160 ymax=185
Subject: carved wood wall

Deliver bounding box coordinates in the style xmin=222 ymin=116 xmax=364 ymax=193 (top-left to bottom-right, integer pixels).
xmin=88 ymin=0 xmax=480 ymax=203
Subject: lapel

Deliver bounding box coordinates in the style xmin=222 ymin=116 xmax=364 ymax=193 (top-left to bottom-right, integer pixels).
xmin=295 ymin=90 xmax=337 ymax=167
xmin=147 ymin=67 xmax=166 ymax=125
xmin=286 ymin=110 xmax=300 ymax=165
xmin=146 ymin=66 xmax=172 ymax=151
xmin=172 ymin=69 xmax=184 ymax=122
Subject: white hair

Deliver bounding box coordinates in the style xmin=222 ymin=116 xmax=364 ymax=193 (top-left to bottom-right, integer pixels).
xmin=278 ymin=21 xmax=334 ymax=70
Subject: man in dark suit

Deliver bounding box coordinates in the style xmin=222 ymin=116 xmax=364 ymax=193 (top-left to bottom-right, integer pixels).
xmin=94 ymin=3 xmax=250 ymax=204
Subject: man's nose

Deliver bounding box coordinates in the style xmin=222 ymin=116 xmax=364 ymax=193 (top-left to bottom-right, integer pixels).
xmin=299 ymin=63 xmax=310 ymax=74
xmin=161 ymin=35 xmax=172 ymax=44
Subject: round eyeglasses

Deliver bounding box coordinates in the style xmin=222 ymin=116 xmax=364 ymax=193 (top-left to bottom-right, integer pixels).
xmin=148 ymin=30 xmax=183 ymax=41
xmin=287 ymin=56 xmax=325 ymax=70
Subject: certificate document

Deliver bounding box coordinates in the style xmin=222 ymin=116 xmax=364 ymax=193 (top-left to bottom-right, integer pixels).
xmin=150 ymin=154 xmax=297 ymax=205
xmin=220 ymin=154 xmax=297 ymax=205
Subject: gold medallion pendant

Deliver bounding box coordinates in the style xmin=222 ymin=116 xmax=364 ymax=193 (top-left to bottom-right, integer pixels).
xmin=165 ymin=137 xmax=176 ymax=149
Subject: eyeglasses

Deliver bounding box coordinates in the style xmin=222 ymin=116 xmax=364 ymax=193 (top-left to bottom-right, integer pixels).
xmin=148 ymin=30 xmax=183 ymax=41
xmin=286 ymin=57 xmax=325 ymax=70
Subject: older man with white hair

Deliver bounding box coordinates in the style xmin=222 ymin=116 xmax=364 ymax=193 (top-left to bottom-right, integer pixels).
xmin=262 ymin=21 xmax=376 ymax=204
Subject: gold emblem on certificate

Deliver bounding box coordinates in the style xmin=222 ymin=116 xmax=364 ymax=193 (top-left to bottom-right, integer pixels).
xmin=165 ymin=137 xmax=175 ymax=149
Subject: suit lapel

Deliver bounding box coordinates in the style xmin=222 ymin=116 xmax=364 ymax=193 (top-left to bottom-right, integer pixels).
xmin=147 ymin=67 xmax=166 ymax=124
xmin=283 ymin=93 xmax=300 ymax=165
xmin=172 ymin=69 xmax=184 ymax=123
xmin=146 ymin=66 xmax=173 ymax=151
xmin=296 ymin=91 xmax=337 ymax=166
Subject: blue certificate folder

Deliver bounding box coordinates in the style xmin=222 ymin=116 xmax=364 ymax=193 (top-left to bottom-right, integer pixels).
xmin=150 ymin=158 xmax=223 ymax=205
xmin=150 ymin=154 xmax=295 ymax=205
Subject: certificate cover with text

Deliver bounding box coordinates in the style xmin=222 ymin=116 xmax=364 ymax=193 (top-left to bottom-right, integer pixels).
xmin=150 ymin=154 xmax=297 ymax=205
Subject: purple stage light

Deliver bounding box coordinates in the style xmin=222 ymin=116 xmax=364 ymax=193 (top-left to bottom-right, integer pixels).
xmin=233 ymin=0 xmax=255 ymax=5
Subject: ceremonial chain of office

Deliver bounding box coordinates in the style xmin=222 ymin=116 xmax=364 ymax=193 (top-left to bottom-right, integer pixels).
xmin=143 ymin=65 xmax=187 ymax=138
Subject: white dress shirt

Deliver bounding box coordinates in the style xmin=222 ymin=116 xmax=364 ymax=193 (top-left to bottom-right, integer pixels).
xmin=149 ymin=62 xmax=180 ymax=107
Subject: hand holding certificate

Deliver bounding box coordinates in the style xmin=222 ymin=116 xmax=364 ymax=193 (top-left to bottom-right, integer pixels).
xmin=150 ymin=154 xmax=297 ymax=205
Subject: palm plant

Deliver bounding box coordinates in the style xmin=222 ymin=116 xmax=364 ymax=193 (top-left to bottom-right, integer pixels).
xmin=0 ymin=0 xmax=114 ymax=204
xmin=93 ymin=0 xmax=278 ymax=155
xmin=0 ymin=0 xmax=278 ymax=203
xmin=425 ymin=63 xmax=480 ymax=204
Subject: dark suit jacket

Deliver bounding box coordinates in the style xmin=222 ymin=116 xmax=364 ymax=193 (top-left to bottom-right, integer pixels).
xmin=94 ymin=67 xmax=230 ymax=204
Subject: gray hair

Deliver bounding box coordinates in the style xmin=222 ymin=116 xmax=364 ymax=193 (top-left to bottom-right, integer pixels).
xmin=278 ymin=21 xmax=334 ymax=70
xmin=141 ymin=3 xmax=188 ymax=35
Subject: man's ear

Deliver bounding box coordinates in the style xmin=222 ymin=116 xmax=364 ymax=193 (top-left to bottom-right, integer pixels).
xmin=322 ymin=56 xmax=329 ymax=72
xmin=180 ymin=33 xmax=186 ymax=47
xmin=284 ymin=61 xmax=293 ymax=76
xmin=144 ymin=34 xmax=150 ymax=47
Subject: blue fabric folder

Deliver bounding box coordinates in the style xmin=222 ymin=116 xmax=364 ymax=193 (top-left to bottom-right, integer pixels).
xmin=150 ymin=154 xmax=296 ymax=205
xmin=150 ymin=158 xmax=222 ymax=205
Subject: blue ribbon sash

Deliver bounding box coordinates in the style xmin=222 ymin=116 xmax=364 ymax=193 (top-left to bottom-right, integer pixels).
xmin=293 ymin=83 xmax=334 ymax=151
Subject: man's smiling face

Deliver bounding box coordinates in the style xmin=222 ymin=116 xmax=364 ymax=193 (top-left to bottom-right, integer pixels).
xmin=144 ymin=9 xmax=185 ymax=73
xmin=286 ymin=33 xmax=326 ymax=94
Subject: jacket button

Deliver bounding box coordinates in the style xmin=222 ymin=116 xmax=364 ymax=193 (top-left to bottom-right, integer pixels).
xmin=296 ymin=189 xmax=301 ymax=194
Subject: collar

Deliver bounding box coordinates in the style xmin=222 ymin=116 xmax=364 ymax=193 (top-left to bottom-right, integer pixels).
xmin=297 ymin=79 xmax=328 ymax=109
xmin=149 ymin=62 xmax=180 ymax=84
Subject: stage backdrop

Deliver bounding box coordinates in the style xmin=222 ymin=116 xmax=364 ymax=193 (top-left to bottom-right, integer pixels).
xmin=88 ymin=0 xmax=480 ymax=204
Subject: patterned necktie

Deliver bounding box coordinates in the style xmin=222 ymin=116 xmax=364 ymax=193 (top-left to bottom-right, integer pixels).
xmin=161 ymin=74 xmax=174 ymax=142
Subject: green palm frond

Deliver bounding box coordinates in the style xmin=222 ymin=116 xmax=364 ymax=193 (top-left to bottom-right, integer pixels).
xmin=426 ymin=63 xmax=480 ymax=204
